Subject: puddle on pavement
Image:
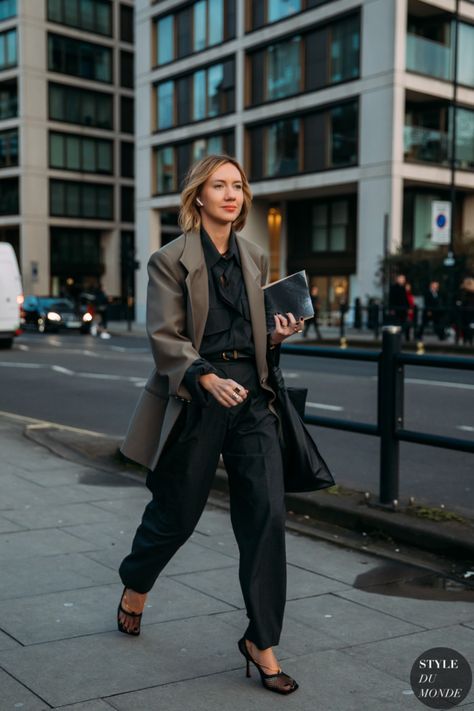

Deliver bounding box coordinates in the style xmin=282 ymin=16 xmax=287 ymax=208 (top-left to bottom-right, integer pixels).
xmin=353 ymin=562 xmax=474 ymax=602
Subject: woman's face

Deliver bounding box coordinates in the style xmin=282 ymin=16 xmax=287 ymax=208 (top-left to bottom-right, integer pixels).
xmin=198 ymin=162 xmax=244 ymax=228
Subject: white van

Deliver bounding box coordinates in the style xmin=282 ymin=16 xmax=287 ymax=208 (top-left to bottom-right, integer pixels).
xmin=0 ymin=242 xmax=23 ymax=349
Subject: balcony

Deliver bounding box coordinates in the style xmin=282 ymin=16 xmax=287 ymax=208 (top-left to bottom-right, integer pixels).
xmin=404 ymin=125 xmax=450 ymax=166
xmin=406 ymin=33 xmax=452 ymax=81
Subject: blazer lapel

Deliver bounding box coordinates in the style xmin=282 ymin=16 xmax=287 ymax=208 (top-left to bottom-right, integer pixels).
xmin=179 ymin=231 xmax=208 ymax=350
xmin=235 ymin=235 xmax=267 ymax=377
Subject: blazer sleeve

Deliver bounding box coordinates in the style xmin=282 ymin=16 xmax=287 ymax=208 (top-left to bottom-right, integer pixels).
xmin=146 ymin=249 xmax=202 ymax=398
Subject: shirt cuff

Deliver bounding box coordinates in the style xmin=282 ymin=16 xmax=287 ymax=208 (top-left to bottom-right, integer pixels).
xmin=183 ymin=358 xmax=219 ymax=407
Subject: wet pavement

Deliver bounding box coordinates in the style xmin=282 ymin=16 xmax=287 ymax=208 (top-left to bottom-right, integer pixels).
xmin=0 ymin=412 xmax=473 ymax=710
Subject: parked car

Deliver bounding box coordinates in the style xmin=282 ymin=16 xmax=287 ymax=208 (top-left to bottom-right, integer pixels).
xmin=21 ymin=296 xmax=93 ymax=334
xmin=0 ymin=243 xmax=23 ymax=349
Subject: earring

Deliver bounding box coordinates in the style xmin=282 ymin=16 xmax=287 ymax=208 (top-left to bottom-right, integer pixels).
xmin=196 ymin=198 xmax=203 ymax=207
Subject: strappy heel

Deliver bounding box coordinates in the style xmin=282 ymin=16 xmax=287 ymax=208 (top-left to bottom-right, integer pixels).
xmin=117 ymin=587 xmax=143 ymax=636
xmin=237 ymin=637 xmax=299 ymax=694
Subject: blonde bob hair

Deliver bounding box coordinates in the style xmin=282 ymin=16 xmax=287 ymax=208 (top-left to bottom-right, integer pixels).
xmin=178 ymin=154 xmax=252 ymax=233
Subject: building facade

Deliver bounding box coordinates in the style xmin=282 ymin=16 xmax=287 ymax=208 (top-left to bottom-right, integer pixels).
xmin=135 ymin=0 xmax=474 ymax=323
xmin=0 ymin=0 xmax=134 ymax=305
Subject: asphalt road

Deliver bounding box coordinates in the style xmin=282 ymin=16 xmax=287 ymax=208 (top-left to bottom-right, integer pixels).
xmin=1 ymin=330 xmax=473 ymax=513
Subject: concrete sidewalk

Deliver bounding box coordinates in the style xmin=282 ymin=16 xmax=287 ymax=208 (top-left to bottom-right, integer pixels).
xmin=0 ymin=414 xmax=473 ymax=711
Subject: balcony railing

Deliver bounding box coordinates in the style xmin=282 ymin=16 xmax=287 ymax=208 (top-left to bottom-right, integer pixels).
xmin=406 ymin=33 xmax=452 ymax=81
xmin=404 ymin=125 xmax=450 ymax=166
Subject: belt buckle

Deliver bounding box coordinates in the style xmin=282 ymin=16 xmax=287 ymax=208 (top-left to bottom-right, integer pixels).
xmin=233 ymin=349 xmax=238 ymax=359
xmin=222 ymin=351 xmax=230 ymax=361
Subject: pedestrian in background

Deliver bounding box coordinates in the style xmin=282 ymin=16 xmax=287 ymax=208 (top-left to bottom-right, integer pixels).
xmin=116 ymin=155 xmax=300 ymax=695
xmin=388 ymin=274 xmax=410 ymax=340
xmin=303 ymin=285 xmax=323 ymax=340
xmin=417 ymin=280 xmax=445 ymax=341
xmin=93 ymin=283 xmax=111 ymax=339
xmin=459 ymin=276 xmax=474 ymax=345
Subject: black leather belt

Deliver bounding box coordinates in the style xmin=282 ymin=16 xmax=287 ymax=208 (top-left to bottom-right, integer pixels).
xmin=206 ymin=350 xmax=254 ymax=361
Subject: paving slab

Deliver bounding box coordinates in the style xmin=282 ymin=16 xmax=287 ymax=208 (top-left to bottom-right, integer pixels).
xmin=0 ymin=553 xmax=117 ymax=600
xmin=0 ymin=615 xmax=249 ymax=707
xmin=105 ymin=648 xmax=422 ymax=711
xmin=0 ymin=578 xmax=234 ymax=645
xmin=172 ymin=561 xmax=351 ymax=609
xmin=86 ymin=497 xmax=151 ymax=519
xmin=0 ymin=513 xmax=25 ymax=533
xmin=0 ymin=668 xmax=49 ymax=711
xmin=0 ymin=628 xmax=21 ymax=651
xmin=345 ymin=624 xmax=474 ymax=684
xmin=0 ymin=528 xmax=99 ymax=562
xmin=284 ymin=593 xmax=424 ymax=646
xmin=1 ymin=502 xmax=122 ymax=530
xmin=337 ymin=582 xmax=474 ymax=628
xmin=55 ymin=702 xmax=116 ymax=711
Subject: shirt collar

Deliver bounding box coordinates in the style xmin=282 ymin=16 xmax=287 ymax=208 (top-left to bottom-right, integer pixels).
xmin=200 ymin=227 xmax=241 ymax=268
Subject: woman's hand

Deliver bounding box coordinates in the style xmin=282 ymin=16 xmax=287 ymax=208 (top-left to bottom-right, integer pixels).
xmin=269 ymin=312 xmax=304 ymax=346
xmin=199 ymin=374 xmax=249 ymax=408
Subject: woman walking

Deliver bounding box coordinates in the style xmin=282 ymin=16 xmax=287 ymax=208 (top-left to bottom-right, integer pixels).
xmin=117 ymin=155 xmax=301 ymax=694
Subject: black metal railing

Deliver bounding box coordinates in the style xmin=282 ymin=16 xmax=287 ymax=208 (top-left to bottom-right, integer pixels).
xmin=281 ymin=326 xmax=474 ymax=507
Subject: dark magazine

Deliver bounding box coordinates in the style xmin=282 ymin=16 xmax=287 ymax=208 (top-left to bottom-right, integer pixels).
xmin=263 ymin=270 xmax=314 ymax=332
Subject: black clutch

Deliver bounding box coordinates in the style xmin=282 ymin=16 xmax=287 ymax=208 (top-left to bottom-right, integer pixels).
xmin=268 ymin=354 xmax=335 ymax=494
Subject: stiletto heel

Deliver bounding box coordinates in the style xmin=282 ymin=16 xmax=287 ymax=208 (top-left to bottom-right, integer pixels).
xmin=237 ymin=637 xmax=298 ymax=694
xmin=117 ymin=587 xmax=143 ymax=636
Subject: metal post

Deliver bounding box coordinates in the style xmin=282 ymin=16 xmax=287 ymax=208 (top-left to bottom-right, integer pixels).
xmin=377 ymin=326 xmax=403 ymax=506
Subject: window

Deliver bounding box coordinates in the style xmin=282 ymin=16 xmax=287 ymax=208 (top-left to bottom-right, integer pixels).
xmin=0 ymin=29 xmax=16 ymax=71
xmin=0 ymin=0 xmax=15 ymax=22
xmin=121 ymin=141 xmax=134 ymax=177
xmin=120 ymin=50 xmax=134 ymax=88
xmin=47 ymin=0 xmax=112 ymax=37
xmin=120 ymin=96 xmax=134 ymax=133
xmin=248 ymin=14 xmax=360 ymax=107
xmin=248 ymin=100 xmax=358 ymax=179
xmin=49 ymin=83 xmax=113 ymax=129
xmin=0 ymin=128 xmax=18 ymax=168
xmin=49 ymin=132 xmax=113 ymax=173
xmin=458 ymin=22 xmax=474 ymax=88
xmin=50 ymin=179 xmax=113 ymax=219
xmin=156 ymin=0 xmax=235 ymax=66
xmin=0 ymin=79 xmax=17 ymax=119
xmin=154 ymin=132 xmax=234 ymax=193
xmin=268 ymin=0 xmax=301 ymax=24
xmin=121 ymin=186 xmax=134 ymax=222
xmin=157 ymin=81 xmax=174 ymax=129
xmin=120 ymin=4 xmax=134 ymax=43
xmin=156 ymin=59 xmax=234 ymax=130
xmin=455 ymin=107 xmax=474 ymax=170
xmin=50 ymin=227 xmax=101 ymax=275
xmin=311 ymin=199 xmax=349 ymax=252
xmin=0 ymin=177 xmax=18 ymax=215
xmin=48 ymin=34 xmax=112 ymax=83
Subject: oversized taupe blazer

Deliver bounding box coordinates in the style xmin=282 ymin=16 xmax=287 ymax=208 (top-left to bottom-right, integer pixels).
xmin=120 ymin=230 xmax=278 ymax=471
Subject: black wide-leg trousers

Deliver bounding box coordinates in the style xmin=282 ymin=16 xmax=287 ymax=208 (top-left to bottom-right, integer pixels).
xmin=119 ymin=360 xmax=287 ymax=649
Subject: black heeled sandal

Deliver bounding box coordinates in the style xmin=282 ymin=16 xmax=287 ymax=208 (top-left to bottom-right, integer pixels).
xmin=117 ymin=588 xmax=143 ymax=636
xmin=237 ymin=637 xmax=299 ymax=694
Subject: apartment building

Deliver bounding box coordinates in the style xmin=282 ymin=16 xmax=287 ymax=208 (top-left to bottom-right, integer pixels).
xmin=0 ymin=0 xmax=134 ymax=305
xmin=133 ymin=0 xmax=474 ymax=323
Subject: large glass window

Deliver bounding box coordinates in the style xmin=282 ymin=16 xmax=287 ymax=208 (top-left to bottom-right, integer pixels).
xmin=458 ymin=22 xmax=474 ymax=87
xmin=249 ymin=100 xmax=358 ymax=179
xmin=50 ymin=227 xmax=101 ymax=275
xmin=50 ymin=179 xmax=113 ymax=219
xmin=267 ymin=36 xmax=301 ymax=100
xmin=156 ymin=0 xmax=235 ymax=66
xmin=120 ymin=96 xmax=134 ymax=134
xmin=268 ymin=0 xmax=301 ymax=24
xmin=121 ymin=186 xmax=134 ymax=222
xmin=47 ymin=0 xmax=112 ymax=37
xmin=0 ymin=177 xmax=18 ymax=215
xmin=265 ymin=118 xmax=300 ymax=177
xmin=156 ymin=146 xmax=175 ymax=193
xmin=0 ymin=0 xmax=16 ymax=22
xmin=0 ymin=79 xmax=17 ymax=119
xmin=121 ymin=141 xmax=134 ymax=178
xmin=157 ymin=81 xmax=174 ymax=129
xmin=0 ymin=128 xmax=18 ymax=168
xmin=49 ymin=82 xmax=113 ymax=129
xmin=120 ymin=4 xmax=134 ymax=43
xmin=404 ymin=102 xmax=450 ymax=166
xmin=455 ymin=107 xmax=474 ymax=170
xmin=311 ymin=200 xmax=349 ymax=252
xmin=120 ymin=50 xmax=134 ymax=88
xmin=193 ymin=70 xmax=206 ymax=121
xmin=49 ymin=131 xmax=113 ymax=174
xmin=0 ymin=29 xmax=16 ymax=71
xmin=329 ymin=14 xmax=360 ymax=83
xmin=48 ymin=34 xmax=112 ymax=83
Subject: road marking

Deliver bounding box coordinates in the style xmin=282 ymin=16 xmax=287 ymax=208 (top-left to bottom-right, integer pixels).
xmin=0 ymin=362 xmax=42 ymax=368
xmin=17 ymin=344 xmax=30 ymax=351
xmin=405 ymin=377 xmax=474 ymax=391
xmin=52 ymin=365 xmax=74 ymax=375
xmin=77 ymin=372 xmax=122 ymax=380
xmin=457 ymin=425 xmax=474 ymax=432
xmin=281 ymin=371 xmax=300 ymax=378
xmin=307 ymin=402 xmax=344 ymax=411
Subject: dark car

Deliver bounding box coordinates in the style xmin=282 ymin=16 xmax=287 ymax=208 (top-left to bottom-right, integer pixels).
xmin=21 ymin=296 xmax=93 ymax=334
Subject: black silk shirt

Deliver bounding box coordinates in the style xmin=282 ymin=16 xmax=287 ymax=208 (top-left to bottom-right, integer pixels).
xmin=183 ymin=228 xmax=255 ymax=405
